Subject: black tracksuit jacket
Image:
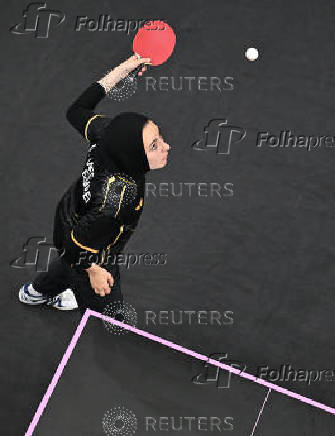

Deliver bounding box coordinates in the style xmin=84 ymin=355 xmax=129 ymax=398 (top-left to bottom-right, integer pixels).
xmin=53 ymin=82 xmax=145 ymax=271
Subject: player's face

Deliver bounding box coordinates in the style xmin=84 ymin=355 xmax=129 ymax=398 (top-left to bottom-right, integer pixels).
xmin=142 ymin=120 xmax=170 ymax=169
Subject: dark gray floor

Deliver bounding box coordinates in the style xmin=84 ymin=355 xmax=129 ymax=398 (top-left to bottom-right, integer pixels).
xmin=2 ymin=0 xmax=335 ymax=434
xmin=32 ymin=317 xmax=335 ymax=435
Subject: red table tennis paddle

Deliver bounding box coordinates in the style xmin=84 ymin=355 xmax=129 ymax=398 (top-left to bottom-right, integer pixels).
xmin=111 ymin=21 xmax=176 ymax=96
xmin=133 ymin=20 xmax=176 ymax=67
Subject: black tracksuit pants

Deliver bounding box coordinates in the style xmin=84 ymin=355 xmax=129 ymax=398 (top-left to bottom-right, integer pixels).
xmin=32 ymin=253 xmax=123 ymax=315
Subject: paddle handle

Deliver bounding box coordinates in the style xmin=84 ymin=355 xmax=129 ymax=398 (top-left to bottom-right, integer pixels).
xmin=130 ymin=62 xmax=150 ymax=78
xmin=113 ymin=63 xmax=151 ymax=90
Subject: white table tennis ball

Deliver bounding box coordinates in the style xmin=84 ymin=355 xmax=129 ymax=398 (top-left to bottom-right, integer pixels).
xmin=245 ymin=47 xmax=259 ymax=61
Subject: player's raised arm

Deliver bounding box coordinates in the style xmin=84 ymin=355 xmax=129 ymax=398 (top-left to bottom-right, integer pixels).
xmin=65 ymin=54 xmax=151 ymax=142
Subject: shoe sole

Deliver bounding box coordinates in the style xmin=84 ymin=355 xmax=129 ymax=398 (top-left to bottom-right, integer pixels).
xmin=48 ymin=303 xmax=78 ymax=311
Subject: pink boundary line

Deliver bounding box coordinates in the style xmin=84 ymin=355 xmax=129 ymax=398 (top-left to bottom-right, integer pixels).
xmin=25 ymin=309 xmax=335 ymax=435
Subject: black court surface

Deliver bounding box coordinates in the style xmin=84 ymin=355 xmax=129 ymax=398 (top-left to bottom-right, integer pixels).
xmin=2 ymin=0 xmax=335 ymax=435
xmin=28 ymin=314 xmax=335 ymax=435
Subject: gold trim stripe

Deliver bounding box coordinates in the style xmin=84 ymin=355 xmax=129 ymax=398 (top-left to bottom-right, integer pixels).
xmin=115 ymin=185 xmax=126 ymax=218
xmin=117 ymin=176 xmax=136 ymax=185
xmin=135 ymin=197 xmax=143 ymax=211
xmin=107 ymin=225 xmax=124 ymax=249
xmin=84 ymin=114 xmax=106 ymax=141
xmin=70 ymin=230 xmax=99 ymax=253
xmin=99 ymin=176 xmax=116 ymax=211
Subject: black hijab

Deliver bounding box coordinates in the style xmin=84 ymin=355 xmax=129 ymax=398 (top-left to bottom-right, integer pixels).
xmin=95 ymin=111 xmax=151 ymax=180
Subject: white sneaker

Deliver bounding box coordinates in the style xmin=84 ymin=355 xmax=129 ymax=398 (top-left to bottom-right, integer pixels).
xmin=46 ymin=289 xmax=78 ymax=311
xmin=19 ymin=283 xmax=48 ymax=305
xmin=19 ymin=283 xmax=78 ymax=311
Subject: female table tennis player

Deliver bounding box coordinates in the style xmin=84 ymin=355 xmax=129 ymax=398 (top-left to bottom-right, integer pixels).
xmin=18 ymin=53 xmax=170 ymax=315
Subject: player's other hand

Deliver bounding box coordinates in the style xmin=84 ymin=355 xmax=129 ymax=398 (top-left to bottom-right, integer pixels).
xmin=86 ymin=264 xmax=114 ymax=297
